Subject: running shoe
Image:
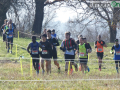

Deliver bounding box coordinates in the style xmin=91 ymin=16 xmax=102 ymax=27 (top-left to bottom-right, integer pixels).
xmin=58 ymin=67 xmax=60 ymax=73
xmin=75 ymin=64 xmax=78 ymax=71
xmin=7 ymin=49 xmax=9 ymax=53
xmin=10 ymin=51 xmax=12 ymax=53
xmin=99 ymin=68 xmax=101 ymax=71
xmin=69 ymin=69 xmax=73 ymax=75
xmin=42 ymin=70 xmax=45 ymax=75
xmin=88 ymin=66 xmax=90 ymax=72
xmin=36 ymin=70 xmax=39 ymax=75
xmin=117 ymin=69 xmax=119 ymax=74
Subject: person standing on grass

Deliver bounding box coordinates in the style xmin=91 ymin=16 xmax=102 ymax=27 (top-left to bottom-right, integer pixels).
xmin=95 ymin=35 xmax=107 ymax=71
xmin=83 ymin=37 xmax=92 ymax=72
xmin=60 ymin=32 xmax=78 ymax=74
xmin=76 ymin=38 xmax=91 ymax=74
xmin=5 ymin=24 xmax=14 ymax=53
xmin=1 ymin=19 xmax=8 ymax=49
xmin=27 ymin=36 xmax=41 ymax=75
xmin=46 ymin=30 xmax=60 ymax=73
xmin=111 ymin=39 xmax=120 ymax=74
xmin=39 ymin=34 xmax=52 ymax=74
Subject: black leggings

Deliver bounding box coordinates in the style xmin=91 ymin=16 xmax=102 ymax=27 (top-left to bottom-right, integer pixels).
xmin=32 ymin=56 xmax=39 ymax=71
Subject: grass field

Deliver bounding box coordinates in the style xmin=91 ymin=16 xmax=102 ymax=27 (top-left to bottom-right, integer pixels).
xmin=0 ymin=36 xmax=120 ymax=90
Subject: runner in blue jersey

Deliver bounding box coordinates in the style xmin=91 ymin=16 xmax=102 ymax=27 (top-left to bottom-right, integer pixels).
xmin=27 ymin=36 xmax=41 ymax=75
xmin=5 ymin=24 xmax=14 ymax=53
xmin=111 ymin=39 xmax=120 ymax=73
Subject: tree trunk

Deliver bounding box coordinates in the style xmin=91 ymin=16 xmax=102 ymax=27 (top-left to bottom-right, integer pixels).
xmin=32 ymin=0 xmax=44 ymax=35
xmin=0 ymin=0 xmax=11 ymax=35
xmin=109 ymin=25 xmax=116 ymax=43
xmin=109 ymin=8 xmax=120 ymax=42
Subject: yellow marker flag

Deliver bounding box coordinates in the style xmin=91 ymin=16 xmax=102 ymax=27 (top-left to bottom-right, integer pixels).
xmin=68 ymin=61 xmax=70 ymax=75
xmin=72 ymin=65 xmax=75 ymax=72
xmin=30 ymin=57 xmax=33 ymax=76
xmin=16 ymin=45 xmax=17 ymax=57
xmin=20 ymin=58 xmax=23 ymax=75
xmin=18 ymin=31 xmax=19 ymax=40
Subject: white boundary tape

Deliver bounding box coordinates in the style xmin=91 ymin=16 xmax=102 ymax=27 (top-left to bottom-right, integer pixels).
xmin=0 ymin=79 xmax=120 ymax=82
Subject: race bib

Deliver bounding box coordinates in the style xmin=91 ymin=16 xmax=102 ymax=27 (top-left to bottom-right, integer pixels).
xmin=116 ymin=51 xmax=120 ymax=55
xmin=42 ymin=50 xmax=48 ymax=54
xmin=80 ymin=53 xmax=84 ymax=56
xmin=32 ymin=50 xmax=38 ymax=54
xmin=9 ymin=35 xmax=13 ymax=38
xmin=98 ymin=48 xmax=102 ymax=51
xmin=67 ymin=50 xmax=72 ymax=52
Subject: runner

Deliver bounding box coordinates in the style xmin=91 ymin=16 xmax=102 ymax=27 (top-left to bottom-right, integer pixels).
xmin=27 ymin=36 xmax=41 ymax=75
xmin=46 ymin=30 xmax=60 ymax=73
xmin=1 ymin=19 xmax=8 ymax=48
xmin=76 ymin=38 xmax=91 ymax=74
xmin=39 ymin=34 xmax=52 ymax=74
xmin=5 ymin=24 xmax=14 ymax=53
xmin=60 ymin=32 xmax=78 ymax=74
xmin=83 ymin=38 xmax=92 ymax=72
xmin=111 ymin=39 xmax=120 ymax=73
xmin=95 ymin=35 xmax=107 ymax=71
xmin=76 ymin=35 xmax=83 ymax=45
xmin=51 ymin=29 xmax=56 ymax=38
xmin=8 ymin=19 xmax=16 ymax=30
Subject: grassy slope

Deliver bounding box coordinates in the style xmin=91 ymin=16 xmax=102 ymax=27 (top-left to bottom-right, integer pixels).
xmin=0 ymin=37 xmax=120 ymax=90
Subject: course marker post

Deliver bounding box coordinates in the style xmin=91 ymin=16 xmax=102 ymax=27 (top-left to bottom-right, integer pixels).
xmin=16 ymin=45 xmax=17 ymax=57
xmin=20 ymin=58 xmax=23 ymax=75
xmin=72 ymin=65 xmax=75 ymax=72
xmin=68 ymin=61 xmax=70 ymax=75
xmin=30 ymin=57 xmax=32 ymax=76
xmin=18 ymin=31 xmax=19 ymax=40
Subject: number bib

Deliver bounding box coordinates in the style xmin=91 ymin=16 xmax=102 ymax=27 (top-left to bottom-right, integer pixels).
xmin=42 ymin=50 xmax=48 ymax=54
xmin=98 ymin=48 xmax=102 ymax=51
xmin=67 ymin=50 xmax=72 ymax=52
xmin=116 ymin=51 xmax=120 ymax=55
xmin=80 ymin=53 xmax=84 ymax=56
xmin=32 ymin=50 xmax=38 ymax=54
xmin=9 ymin=34 xmax=13 ymax=38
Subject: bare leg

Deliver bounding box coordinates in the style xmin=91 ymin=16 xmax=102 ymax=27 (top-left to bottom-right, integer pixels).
xmin=54 ymin=60 xmax=59 ymax=68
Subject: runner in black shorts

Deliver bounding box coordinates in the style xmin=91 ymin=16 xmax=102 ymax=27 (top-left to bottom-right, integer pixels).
xmin=47 ymin=30 xmax=60 ymax=73
xmin=95 ymin=35 xmax=107 ymax=71
xmin=27 ymin=36 xmax=41 ymax=75
xmin=39 ymin=34 xmax=52 ymax=74
xmin=76 ymin=38 xmax=90 ymax=74
xmin=5 ymin=24 xmax=14 ymax=53
xmin=60 ymin=32 xmax=78 ymax=74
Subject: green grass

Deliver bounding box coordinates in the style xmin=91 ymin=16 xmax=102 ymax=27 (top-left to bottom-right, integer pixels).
xmin=0 ymin=36 xmax=119 ymax=90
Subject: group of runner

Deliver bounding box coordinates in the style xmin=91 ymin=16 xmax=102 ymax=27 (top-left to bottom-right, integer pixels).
xmin=1 ymin=21 xmax=120 ymax=74
xmin=0 ymin=19 xmax=16 ymax=53
xmin=27 ymin=29 xmax=120 ymax=75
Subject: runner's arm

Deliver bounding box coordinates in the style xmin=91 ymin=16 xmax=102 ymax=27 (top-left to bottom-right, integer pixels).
xmin=72 ymin=40 xmax=77 ymax=50
xmin=0 ymin=25 xmax=3 ymax=32
xmin=13 ymin=23 xmax=16 ymax=29
xmin=5 ymin=29 xmax=9 ymax=34
xmin=94 ymin=41 xmax=97 ymax=48
xmin=53 ymin=38 xmax=59 ymax=46
xmin=27 ymin=44 xmax=31 ymax=54
xmin=110 ymin=46 xmax=114 ymax=54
